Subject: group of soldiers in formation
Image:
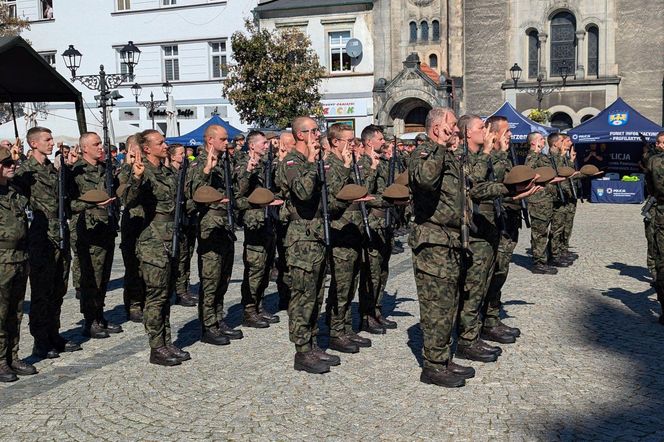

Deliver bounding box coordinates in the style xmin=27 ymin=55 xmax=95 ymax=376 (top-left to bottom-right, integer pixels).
xmin=0 ymin=106 xmax=607 ymax=387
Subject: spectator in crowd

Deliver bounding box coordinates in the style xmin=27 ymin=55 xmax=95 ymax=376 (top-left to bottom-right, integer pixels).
xmin=185 ymin=147 xmax=195 ymax=161
xmin=583 ymin=144 xmax=605 ymax=170
xmin=234 ymin=134 xmax=246 ymax=152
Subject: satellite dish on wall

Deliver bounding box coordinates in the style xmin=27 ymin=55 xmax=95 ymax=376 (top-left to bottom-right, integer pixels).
xmin=346 ymin=38 xmax=363 ymax=58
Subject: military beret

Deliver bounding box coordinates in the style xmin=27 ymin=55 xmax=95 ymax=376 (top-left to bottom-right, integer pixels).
xmin=415 ymin=133 xmax=427 ymax=141
xmin=395 ymin=171 xmax=409 ymax=186
xmin=248 ymin=187 xmax=275 ymax=205
xmin=580 ymin=164 xmax=601 ymax=176
xmin=383 ymin=183 xmax=410 ymax=200
xmin=534 ymin=167 xmax=556 ymax=184
xmin=336 ymin=184 xmax=368 ymax=201
xmin=503 ymin=165 xmax=536 ymax=185
xmin=0 ymin=147 xmax=12 ymax=164
xmin=265 ymin=131 xmax=278 ymax=140
xmin=79 ymin=189 xmax=111 ymax=204
xmin=115 ymin=183 xmax=128 ymax=198
xmin=557 ymin=166 xmax=576 ymax=177
xmin=193 ymin=186 xmax=225 ymax=204
xmin=234 ymin=134 xmax=245 ymax=141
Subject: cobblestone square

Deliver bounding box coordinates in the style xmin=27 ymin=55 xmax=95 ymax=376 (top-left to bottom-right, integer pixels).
xmin=1 ymin=203 xmax=663 ymax=440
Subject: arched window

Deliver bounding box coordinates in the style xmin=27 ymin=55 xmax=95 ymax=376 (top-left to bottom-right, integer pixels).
xmin=550 ymin=112 xmax=573 ymax=131
xmin=581 ymin=114 xmax=595 ymax=123
xmin=527 ymin=29 xmax=539 ymax=78
xmin=550 ymin=11 xmax=576 ymax=77
xmin=432 ymin=20 xmax=440 ymax=41
xmin=420 ymin=21 xmax=429 ymax=42
xmin=409 ymin=22 xmax=417 ymax=43
xmin=429 ymin=54 xmax=438 ymax=69
xmin=587 ymin=25 xmax=599 ymax=77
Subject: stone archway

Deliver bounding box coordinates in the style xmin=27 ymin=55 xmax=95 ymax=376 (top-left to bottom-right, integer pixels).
xmin=388 ymin=97 xmax=433 ymax=135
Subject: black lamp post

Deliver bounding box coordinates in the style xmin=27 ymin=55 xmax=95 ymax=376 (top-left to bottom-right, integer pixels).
xmin=131 ymin=81 xmax=172 ymax=130
xmin=510 ymin=61 xmax=569 ymax=111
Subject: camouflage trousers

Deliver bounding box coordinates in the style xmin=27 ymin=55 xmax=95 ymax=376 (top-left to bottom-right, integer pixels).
xmin=458 ymin=235 xmax=497 ymax=346
xmin=359 ymin=227 xmax=391 ymax=319
xmin=76 ymin=237 xmax=114 ymax=322
xmin=326 ymin=242 xmax=362 ymax=338
xmin=241 ymin=226 xmax=276 ymax=312
xmin=645 ymin=206 xmax=657 ymax=278
xmin=550 ymin=201 xmax=567 ymax=258
xmin=137 ymin=235 xmax=173 ymax=349
xmin=120 ymin=215 xmax=145 ymax=312
xmin=286 ymin=237 xmax=326 ymax=352
xmin=484 ymin=210 xmax=520 ymax=328
xmin=0 ymin=261 xmax=28 ymax=363
xmin=174 ymin=222 xmax=197 ymax=296
xmin=275 ymin=221 xmax=291 ymax=307
xmin=28 ymin=238 xmax=70 ymax=344
xmin=197 ymin=226 xmax=234 ymax=331
xmin=562 ymin=201 xmax=577 ymax=252
xmin=651 ymin=208 xmax=664 ymax=311
xmin=412 ymin=241 xmax=461 ymax=369
xmin=528 ymin=198 xmax=553 ymax=265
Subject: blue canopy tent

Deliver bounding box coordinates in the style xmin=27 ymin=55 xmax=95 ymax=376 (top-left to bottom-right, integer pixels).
xmin=165 ymin=115 xmax=242 ymax=146
xmin=487 ymin=101 xmax=556 ymax=164
xmin=568 ymin=97 xmax=663 ymax=175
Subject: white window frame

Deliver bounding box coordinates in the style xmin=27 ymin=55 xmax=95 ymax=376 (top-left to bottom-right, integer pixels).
xmin=116 ymin=0 xmax=130 ymax=11
xmin=39 ymin=0 xmax=53 ymax=20
xmin=162 ymin=0 xmax=176 ymax=6
xmin=39 ymin=51 xmax=56 ymax=68
xmin=328 ymin=30 xmax=352 ymax=73
xmin=163 ymin=45 xmax=180 ymax=81
xmin=5 ymin=0 xmax=17 ymax=18
xmin=209 ymin=40 xmax=228 ymax=79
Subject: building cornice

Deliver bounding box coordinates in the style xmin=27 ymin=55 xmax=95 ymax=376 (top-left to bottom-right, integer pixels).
xmin=111 ymin=1 xmax=227 ymax=17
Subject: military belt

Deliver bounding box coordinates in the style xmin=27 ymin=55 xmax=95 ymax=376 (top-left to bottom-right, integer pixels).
xmin=206 ymin=208 xmax=226 ymax=217
xmin=0 ymin=239 xmax=22 ymax=249
xmin=153 ymin=212 xmax=175 ymax=222
xmin=421 ymin=221 xmax=461 ymax=235
xmin=370 ymin=209 xmax=386 ymax=218
xmin=86 ymin=208 xmax=109 ymax=217
xmin=479 ymin=202 xmax=495 ymax=211
xmin=289 ymin=211 xmax=322 ymax=221
xmin=346 ymin=203 xmax=361 ymax=212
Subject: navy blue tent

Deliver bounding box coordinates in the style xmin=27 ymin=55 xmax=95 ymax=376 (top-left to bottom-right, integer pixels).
xmin=487 ymin=101 xmax=556 ymax=143
xmin=165 ymin=115 xmax=242 ymax=146
xmin=568 ymin=97 xmax=663 ymax=144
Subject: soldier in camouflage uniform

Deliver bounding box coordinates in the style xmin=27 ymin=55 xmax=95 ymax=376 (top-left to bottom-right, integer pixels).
xmin=559 ymin=134 xmax=580 ymax=262
xmin=118 ymin=135 xmax=146 ymax=322
xmin=122 ymin=129 xmax=190 ymax=366
xmin=481 ymin=116 xmax=523 ymax=345
xmin=546 ymin=133 xmax=572 ymax=268
xmin=455 ymin=115 xmax=504 ymax=363
xmin=323 ymin=124 xmax=374 ymax=354
xmin=524 ymin=131 xmax=558 ymax=275
xmin=274 ymin=132 xmax=296 ymax=310
xmin=357 ymin=125 xmax=397 ymax=334
xmin=0 ymin=147 xmax=37 ymax=382
xmin=168 ymin=144 xmax=197 ymax=307
xmin=275 ymin=116 xmax=340 ymax=374
xmin=188 ymin=125 xmax=243 ymax=345
xmin=69 ymin=132 xmax=122 ymax=339
xmin=645 ymin=131 xmax=664 ymax=324
xmin=236 ymin=131 xmax=279 ymax=328
xmin=14 ymin=127 xmax=81 ymax=359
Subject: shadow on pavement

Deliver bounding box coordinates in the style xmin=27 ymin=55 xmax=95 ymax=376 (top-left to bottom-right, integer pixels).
xmin=174 ymin=318 xmax=200 ymax=349
xmin=406 ymin=324 xmax=424 ymax=367
xmin=606 ymin=262 xmax=652 ymax=284
xmin=525 ymin=286 xmax=664 ymax=439
xmin=510 ymin=253 xmax=532 ymax=271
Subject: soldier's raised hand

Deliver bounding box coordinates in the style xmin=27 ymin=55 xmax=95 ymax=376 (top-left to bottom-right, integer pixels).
xmin=133 ymin=150 xmax=145 ymax=177
xmin=204 ymin=146 xmax=218 ymax=175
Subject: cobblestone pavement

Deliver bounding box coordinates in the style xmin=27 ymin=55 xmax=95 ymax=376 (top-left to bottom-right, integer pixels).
xmin=1 ymin=203 xmax=663 ymax=441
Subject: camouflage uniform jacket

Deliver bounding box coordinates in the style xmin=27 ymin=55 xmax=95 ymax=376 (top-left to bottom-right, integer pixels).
xmin=235 ymin=153 xmax=271 ymax=230
xmin=69 ymin=158 xmax=115 ymax=232
xmin=357 ymin=153 xmax=388 ymax=230
xmin=0 ymin=182 xmax=28 ymax=263
xmin=525 ymin=150 xmax=556 ymax=203
xmin=646 ymin=151 xmax=664 ymax=203
xmin=326 ymin=154 xmax=364 ymax=246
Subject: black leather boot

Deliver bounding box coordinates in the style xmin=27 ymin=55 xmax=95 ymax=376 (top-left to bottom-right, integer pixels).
xmin=294 ymin=351 xmax=330 ymax=374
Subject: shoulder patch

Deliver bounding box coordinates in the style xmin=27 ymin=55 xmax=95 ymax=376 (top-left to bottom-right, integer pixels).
xmin=420 ymin=150 xmax=430 ymax=158
xmin=286 ymin=160 xmax=296 ymax=166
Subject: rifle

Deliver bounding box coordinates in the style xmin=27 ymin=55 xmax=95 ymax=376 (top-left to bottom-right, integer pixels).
xmin=487 ymin=158 xmax=508 ymax=236
xmin=642 ymin=196 xmax=656 ymax=221
xmin=508 ymin=143 xmax=531 ymax=227
xmin=566 ymin=150 xmax=582 ymax=203
xmin=351 ymin=150 xmax=372 ymax=242
xmin=222 ymin=151 xmax=236 ymax=230
xmin=57 ymin=153 xmax=68 ymax=251
xmin=171 ymin=156 xmax=188 ymax=258
xmin=317 ymin=148 xmax=331 ymax=247
xmin=460 ymin=130 xmax=471 ymax=254
xmin=549 ymin=153 xmax=567 ymax=204
xmin=263 ymin=146 xmax=275 ymax=231
xmin=104 ymin=144 xmax=118 ymax=232
xmin=384 ymin=135 xmax=397 ymax=229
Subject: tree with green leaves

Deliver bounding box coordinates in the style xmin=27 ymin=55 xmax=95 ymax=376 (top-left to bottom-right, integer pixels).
xmin=223 ymin=20 xmax=325 ymax=129
xmin=0 ymin=3 xmax=30 ymax=125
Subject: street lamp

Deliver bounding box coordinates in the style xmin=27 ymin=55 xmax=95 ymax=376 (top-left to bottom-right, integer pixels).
xmin=131 ymin=81 xmax=172 ymax=130
xmin=510 ymin=61 xmax=568 ymax=110
xmin=62 ymin=41 xmax=140 ymax=227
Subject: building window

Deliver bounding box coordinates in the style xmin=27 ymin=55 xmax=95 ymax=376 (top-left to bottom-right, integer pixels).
xmin=432 ymin=20 xmax=440 ymax=41
xmin=550 ymin=112 xmax=573 ymax=131
xmin=550 ymin=11 xmax=576 ymax=77
xmin=5 ymin=0 xmax=17 ymax=18
xmin=117 ymin=0 xmax=130 ymax=10
xmin=420 ymin=21 xmax=429 ymax=41
xmin=163 ymin=45 xmax=180 ymax=81
xmin=409 ymin=22 xmax=417 ymax=43
xmin=40 ymin=0 xmax=53 ymax=19
xmin=162 ymin=0 xmax=176 ymax=5
xmin=429 ymin=54 xmax=438 ymax=69
xmin=210 ymin=41 xmax=228 ymax=79
xmin=329 ymin=31 xmax=351 ymax=73
xmin=527 ymin=29 xmax=539 ymax=78
xmin=587 ymin=25 xmax=599 ymax=77
xmin=40 ymin=52 xmax=56 ymax=68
